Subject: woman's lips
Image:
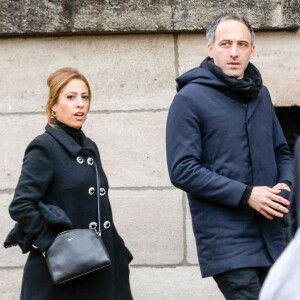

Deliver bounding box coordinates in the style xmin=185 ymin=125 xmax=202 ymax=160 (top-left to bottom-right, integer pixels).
xmin=74 ymin=112 xmax=85 ymax=120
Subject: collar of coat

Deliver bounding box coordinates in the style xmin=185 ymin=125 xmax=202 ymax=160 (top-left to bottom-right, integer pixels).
xmin=45 ymin=124 xmax=97 ymax=158
xmin=176 ymin=64 xmax=264 ymax=122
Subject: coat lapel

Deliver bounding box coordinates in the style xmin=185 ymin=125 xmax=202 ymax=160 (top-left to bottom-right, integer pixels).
xmin=45 ymin=124 xmax=96 ymax=157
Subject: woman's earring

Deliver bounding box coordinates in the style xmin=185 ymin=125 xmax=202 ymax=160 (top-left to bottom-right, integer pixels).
xmin=51 ymin=110 xmax=56 ymax=119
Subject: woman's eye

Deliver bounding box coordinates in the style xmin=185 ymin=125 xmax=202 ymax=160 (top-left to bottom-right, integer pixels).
xmin=67 ymin=95 xmax=74 ymax=99
xmin=83 ymin=95 xmax=89 ymax=100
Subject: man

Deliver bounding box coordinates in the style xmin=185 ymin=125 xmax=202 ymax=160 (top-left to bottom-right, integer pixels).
xmin=166 ymin=11 xmax=293 ymax=300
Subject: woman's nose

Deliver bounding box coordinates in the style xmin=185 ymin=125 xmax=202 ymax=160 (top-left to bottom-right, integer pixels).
xmin=76 ymin=97 xmax=84 ymax=107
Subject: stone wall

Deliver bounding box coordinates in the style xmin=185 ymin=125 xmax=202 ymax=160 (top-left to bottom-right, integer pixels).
xmin=1 ymin=1 xmax=300 ymax=299
xmin=1 ymin=31 xmax=300 ymax=299
xmin=1 ymin=0 xmax=300 ymax=36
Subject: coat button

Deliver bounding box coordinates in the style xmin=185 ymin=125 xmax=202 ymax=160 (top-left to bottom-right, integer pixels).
xmin=88 ymin=187 xmax=95 ymax=195
xmin=89 ymin=222 xmax=97 ymax=229
xmin=103 ymin=221 xmax=111 ymax=229
xmin=87 ymin=157 xmax=94 ymax=165
xmin=76 ymin=156 xmax=84 ymax=164
xmin=100 ymin=188 xmax=106 ymax=196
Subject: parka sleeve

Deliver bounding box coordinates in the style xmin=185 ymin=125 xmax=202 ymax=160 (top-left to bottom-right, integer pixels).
xmin=9 ymin=137 xmax=57 ymax=251
xmin=272 ymin=109 xmax=293 ymax=185
xmin=290 ymin=189 xmax=298 ymax=237
xmin=290 ymin=138 xmax=300 ymax=237
xmin=166 ymin=93 xmax=247 ymax=209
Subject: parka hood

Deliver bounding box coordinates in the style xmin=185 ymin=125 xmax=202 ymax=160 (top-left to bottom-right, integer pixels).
xmin=176 ymin=67 xmax=226 ymax=92
xmin=177 ymin=57 xmax=262 ymax=102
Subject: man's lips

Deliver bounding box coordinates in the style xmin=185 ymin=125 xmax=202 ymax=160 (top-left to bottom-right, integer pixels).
xmin=227 ymin=62 xmax=241 ymax=68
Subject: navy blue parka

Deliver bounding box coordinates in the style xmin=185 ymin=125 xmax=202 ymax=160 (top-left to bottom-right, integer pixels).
xmin=166 ymin=66 xmax=293 ymax=277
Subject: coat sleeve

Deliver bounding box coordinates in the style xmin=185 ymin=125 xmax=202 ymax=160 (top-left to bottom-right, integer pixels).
xmin=166 ymin=93 xmax=247 ymax=209
xmin=290 ymin=138 xmax=300 ymax=237
xmin=272 ymin=109 xmax=293 ymax=185
xmin=9 ymin=136 xmax=57 ymax=251
xmin=290 ymin=189 xmax=298 ymax=237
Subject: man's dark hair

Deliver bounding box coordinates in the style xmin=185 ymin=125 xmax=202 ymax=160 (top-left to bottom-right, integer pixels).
xmin=206 ymin=11 xmax=255 ymax=45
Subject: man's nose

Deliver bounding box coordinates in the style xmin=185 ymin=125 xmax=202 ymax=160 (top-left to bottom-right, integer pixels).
xmin=230 ymin=44 xmax=239 ymax=57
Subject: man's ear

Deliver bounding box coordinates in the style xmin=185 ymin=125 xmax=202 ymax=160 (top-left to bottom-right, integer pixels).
xmin=207 ymin=43 xmax=214 ymax=58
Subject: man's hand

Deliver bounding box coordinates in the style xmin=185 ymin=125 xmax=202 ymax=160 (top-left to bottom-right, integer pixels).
xmin=248 ymin=186 xmax=290 ymax=220
xmin=273 ymin=182 xmax=291 ymax=192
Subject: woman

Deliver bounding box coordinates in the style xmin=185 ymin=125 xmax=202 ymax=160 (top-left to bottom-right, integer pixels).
xmin=9 ymin=67 xmax=133 ymax=300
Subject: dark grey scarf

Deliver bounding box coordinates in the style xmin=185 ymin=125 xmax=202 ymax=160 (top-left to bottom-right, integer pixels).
xmin=200 ymin=57 xmax=262 ymax=102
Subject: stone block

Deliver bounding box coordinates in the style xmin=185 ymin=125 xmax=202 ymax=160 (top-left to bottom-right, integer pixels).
xmin=185 ymin=197 xmax=199 ymax=265
xmin=73 ymin=0 xmax=173 ymax=32
xmin=0 ymin=114 xmax=45 ymax=190
xmin=177 ymin=32 xmax=300 ymax=106
xmin=0 ymin=111 xmax=171 ymax=189
xmin=282 ymin=0 xmax=300 ymax=26
xmin=0 ymin=268 xmax=23 ymax=300
xmin=0 ymin=34 xmax=176 ymax=113
xmin=0 ymin=0 xmax=71 ymax=35
xmin=0 ymin=194 xmax=28 ymax=267
xmin=0 ymin=266 xmax=225 ymax=300
xmin=174 ymin=0 xmax=283 ymax=31
xmin=252 ymin=31 xmax=300 ymax=106
xmin=130 ymin=266 xmax=225 ymax=300
xmin=109 ymin=189 xmax=183 ymax=265
xmin=177 ymin=34 xmax=208 ymax=75
xmin=85 ymin=112 xmax=171 ymax=187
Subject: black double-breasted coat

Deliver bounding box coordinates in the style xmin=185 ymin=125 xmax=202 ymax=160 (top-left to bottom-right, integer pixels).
xmin=9 ymin=124 xmax=133 ymax=300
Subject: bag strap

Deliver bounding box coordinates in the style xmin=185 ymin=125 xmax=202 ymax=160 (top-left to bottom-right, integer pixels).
xmin=95 ymin=163 xmax=102 ymax=236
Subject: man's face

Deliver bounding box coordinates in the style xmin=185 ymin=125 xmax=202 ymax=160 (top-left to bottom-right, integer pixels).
xmin=207 ymin=20 xmax=255 ymax=79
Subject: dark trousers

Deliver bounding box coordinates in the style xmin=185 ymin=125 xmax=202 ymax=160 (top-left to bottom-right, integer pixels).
xmin=213 ymin=267 xmax=270 ymax=300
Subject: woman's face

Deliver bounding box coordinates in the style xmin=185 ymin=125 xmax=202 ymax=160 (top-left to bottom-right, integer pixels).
xmin=52 ymin=79 xmax=90 ymax=129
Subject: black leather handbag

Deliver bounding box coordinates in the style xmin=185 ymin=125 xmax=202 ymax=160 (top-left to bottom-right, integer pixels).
xmin=43 ymin=163 xmax=111 ymax=284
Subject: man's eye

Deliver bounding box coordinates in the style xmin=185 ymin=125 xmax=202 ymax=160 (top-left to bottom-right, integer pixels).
xmin=221 ymin=42 xmax=229 ymax=46
xmin=239 ymin=42 xmax=248 ymax=47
